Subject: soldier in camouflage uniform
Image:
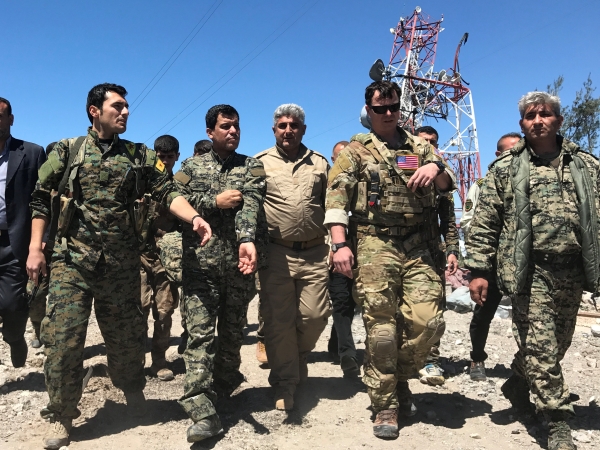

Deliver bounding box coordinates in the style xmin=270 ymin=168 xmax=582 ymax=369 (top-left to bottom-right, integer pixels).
xmin=466 ymin=91 xmax=600 ymax=450
xmin=172 ymin=104 xmax=266 ymax=443
xmin=139 ymin=135 xmax=182 ymax=382
xmin=325 ymin=81 xmax=456 ymax=439
xmin=26 ymin=83 xmax=211 ymax=450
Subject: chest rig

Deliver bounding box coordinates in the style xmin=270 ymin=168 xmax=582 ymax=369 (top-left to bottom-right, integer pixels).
xmin=351 ymin=135 xmax=436 ymax=228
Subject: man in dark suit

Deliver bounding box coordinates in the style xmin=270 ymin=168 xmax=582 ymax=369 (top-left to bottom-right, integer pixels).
xmin=0 ymin=97 xmax=46 ymax=367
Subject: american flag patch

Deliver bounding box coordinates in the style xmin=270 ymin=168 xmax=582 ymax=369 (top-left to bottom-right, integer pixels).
xmin=396 ymin=154 xmax=420 ymax=170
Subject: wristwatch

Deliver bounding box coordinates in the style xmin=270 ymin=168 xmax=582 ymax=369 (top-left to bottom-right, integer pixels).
xmin=239 ymin=237 xmax=255 ymax=244
xmin=331 ymin=242 xmax=348 ymax=252
xmin=429 ymin=160 xmax=446 ymax=175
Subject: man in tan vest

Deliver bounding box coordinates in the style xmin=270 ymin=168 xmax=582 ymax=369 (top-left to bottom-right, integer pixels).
xmin=256 ymin=103 xmax=331 ymax=411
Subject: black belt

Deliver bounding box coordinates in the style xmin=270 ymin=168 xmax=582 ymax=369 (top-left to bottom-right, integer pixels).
xmin=533 ymin=251 xmax=581 ymax=266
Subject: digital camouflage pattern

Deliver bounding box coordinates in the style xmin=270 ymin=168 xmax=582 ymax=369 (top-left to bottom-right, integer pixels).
xmin=30 ymin=127 xmax=182 ymax=421
xmin=511 ymin=261 xmax=584 ymax=414
xmin=31 ymin=127 xmax=181 ymax=272
xmin=465 ymin=136 xmax=600 ymax=415
xmin=158 ymin=230 xmax=183 ymax=287
xmin=173 ymin=150 xmax=266 ymax=422
xmin=325 ymin=128 xmax=455 ymax=412
xmin=40 ymin=258 xmax=146 ymax=420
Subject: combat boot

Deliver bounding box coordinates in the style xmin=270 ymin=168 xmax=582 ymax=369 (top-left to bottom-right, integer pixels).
xmin=274 ymin=387 xmax=294 ymax=411
xmin=501 ymin=374 xmax=534 ymax=415
xmin=397 ymin=381 xmax=417 ymax=417
xmin=547 ymin=420 xmax=576 ymax=450
xmin=340 ymin=355 xmax=360 ymax=378
xmin=42 ymin=417 xmax=72 ymax=449
xmin=186 ymin=414 xmax=224 ymax=443
xmin=124 ymin=390 xmax=147 ymax=418
xmin=10 ymin=337 xmax=28 ymax=368
xmin=419 ymin=363 xmax=445 ymax=385
xmin=373 ymin=409 xmax=399 ymax=439
xmin=150 ymin=359 xmax=174 ymax=381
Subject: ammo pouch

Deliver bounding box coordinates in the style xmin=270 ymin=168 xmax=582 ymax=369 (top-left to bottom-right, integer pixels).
xmin=131 ymin=197 xmax=150 ymax=248
xmin=56 ymin=195 xmax=77 ymax=240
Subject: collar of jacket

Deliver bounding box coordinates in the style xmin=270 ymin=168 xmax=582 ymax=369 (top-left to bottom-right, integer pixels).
xmin=87 ymin=127 xmax=120 ymax=147
xmin=510 ymin=135 xmax=600 ymax=294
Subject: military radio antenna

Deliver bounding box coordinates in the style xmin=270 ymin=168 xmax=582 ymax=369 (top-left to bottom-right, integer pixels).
xmin=367 ymin=6 xmax=481 ymax=206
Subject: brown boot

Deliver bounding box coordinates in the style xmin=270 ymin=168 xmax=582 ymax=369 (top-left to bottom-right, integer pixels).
xmin=373 ymin=409 xmax=399 ymax=439
xmin=42 ymin=417 xmax=72 ymax=449
xmin=256 ymin=341 xmax=268 ymax=364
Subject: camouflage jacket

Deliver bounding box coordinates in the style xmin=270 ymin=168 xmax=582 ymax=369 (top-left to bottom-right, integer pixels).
xmin=438 ymin=195 xmax=459 ymax=255
xmin=31 ymin=128 xmax=181 ymax=271
xmin=324 ymin=128 xmax=456 ymax=236
xmin=174 ymin=150 xmax=267 ymax=271
xmin=141 ymin=188 xmax=181 ymax=254
xmin=465 ymin=137 xmax=600 ymax=294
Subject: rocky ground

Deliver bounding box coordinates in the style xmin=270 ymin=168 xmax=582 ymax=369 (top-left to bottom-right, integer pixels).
xmin=1 ymin=295 xmax=599 ymax=450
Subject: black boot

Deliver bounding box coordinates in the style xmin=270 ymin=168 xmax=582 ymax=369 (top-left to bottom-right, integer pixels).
xmin=501 ymin=374 xmax=535 ymax=415
xmin=10 ymin=338 xmax=28 ymax=368
xmin=397 ymin=381 xmax=417 ymax=417
xmin=546 ymin=413 xmax=576 ymax=450
xmin=186 ymin=414 xmax=223 ymax=443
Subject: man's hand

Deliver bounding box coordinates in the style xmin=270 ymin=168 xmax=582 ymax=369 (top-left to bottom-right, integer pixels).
xmin=406 ymin=163 xmax=439 ymax=192
xmin=447 ymin=254 xmax=458 ymax=275
xmin=26 ymin=248 xmax=47 ymax=286
xmin=238 ymin=242 xmax=257 ymax=275
xmin=332 ymin=247 xmax=354 ymax=278
xmin=192 ymin=216 xmax=212 ymax=246
xmin=216 ymin=190 xmax=243 ymax=209
xmin=469 ymin=277 xmax=489 ymax=306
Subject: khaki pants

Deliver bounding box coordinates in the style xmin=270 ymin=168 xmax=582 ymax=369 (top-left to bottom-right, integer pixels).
xmin=258 ymin=242 xmax=330 ymax=392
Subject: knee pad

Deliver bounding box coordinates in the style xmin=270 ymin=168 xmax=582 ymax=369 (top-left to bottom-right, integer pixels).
xmin=368 ymin=323 xmax=397 ymax=358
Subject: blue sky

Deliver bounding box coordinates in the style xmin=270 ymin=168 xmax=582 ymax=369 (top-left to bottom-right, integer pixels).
xmin=3 ymin=0 xmax=599 ymax=186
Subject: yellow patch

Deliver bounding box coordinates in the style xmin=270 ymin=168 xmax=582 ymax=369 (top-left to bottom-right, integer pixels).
xmin=126 ymin=142 xmax=136 ymax=157
xmin=155 ymin=159 xmax=165 ymax=173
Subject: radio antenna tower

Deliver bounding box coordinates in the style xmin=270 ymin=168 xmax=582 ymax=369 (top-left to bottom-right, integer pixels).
xmin=367 ymin=6 xmax=481 ymax=205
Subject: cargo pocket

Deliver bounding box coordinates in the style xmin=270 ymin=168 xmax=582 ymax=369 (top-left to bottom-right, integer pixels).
xmin=40 ymin=304 xmax=56 ymax=347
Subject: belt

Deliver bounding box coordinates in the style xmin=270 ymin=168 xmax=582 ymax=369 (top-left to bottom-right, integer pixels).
xmin=270 ymin=236 xmax=325 ymax=250
xmin=533 ymin=251 xmax=581 ymax=266
xmin=355 ymin=224 xmax=425 ymax=238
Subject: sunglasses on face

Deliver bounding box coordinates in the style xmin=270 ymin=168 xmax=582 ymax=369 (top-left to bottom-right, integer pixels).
xmin=369 ymin=102 xmax=401 ymax=114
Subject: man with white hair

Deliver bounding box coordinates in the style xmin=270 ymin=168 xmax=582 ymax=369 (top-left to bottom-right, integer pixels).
xmin=465 ymin=91 xmax=600 ymax=450
xmin=256 ymin=104 xmax=331 ymax=411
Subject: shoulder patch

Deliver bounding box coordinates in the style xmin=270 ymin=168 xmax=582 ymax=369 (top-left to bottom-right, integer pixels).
xmin=250 ymin=167 xmax=266 ymax=177
xmin=125 ymin=142 xmax=136 ymax=157
xmin=476 ymin=178 xmax=484 ymax=186
xmin=327 ymin=151 xmax=354 ymax=184
xmin=155 ymin=158 xmax=165 ymax=172
xmin=465 ymin=199 xmax=474 ymax=212
xmin=173 ymin=170 xmax=191 ymax=185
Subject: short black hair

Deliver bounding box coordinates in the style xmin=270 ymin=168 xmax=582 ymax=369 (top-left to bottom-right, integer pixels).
xmin=45 ymin=142 xmax=57 ymax=156
xmin=86 ymin=83 xmax=127 ymax=124
xmin=497 ymin=132 xmax=522 ymax=152
xmin=205 ymin=104 xmax=239 ymax=129
xmin=365 ymin=81 xmax=401 ymax=105
xmin=154 ymin=135 xmax=179 ymax=154
xmin=415 ymin=126 xmax=439 ymax=140
xmin=0 ymin=97 xmax=12 ymax=116
xmin=194 ymin=139 xmax=212 ymax=156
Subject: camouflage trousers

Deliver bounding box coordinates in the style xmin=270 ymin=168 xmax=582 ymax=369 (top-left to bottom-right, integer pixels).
xmin=41 ymin=257 xmax=146 ymax=420
xmin=28 ymin=269 xmax=49 ymax=338
xmin=178 ymin=265 xmax=255 ymax=422
xmin=511 ymin=260 xmax=584 ymax=415
xmin=354 ymin=234 xmax=444 ymax=412
xmin=140 ymin=251 xmax=179 ymax=364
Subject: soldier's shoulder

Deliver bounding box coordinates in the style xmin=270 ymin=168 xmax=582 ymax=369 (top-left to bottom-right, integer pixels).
xmin=350 ymin=133 xmax=372 ymax=145
xmin=254 ymin=147 xmax=276 ymax=159
xmin=568 ymin=138 xmax=600 ymax=166
xmin=308 ymin=149 xmax=330 ymax=165
xmin=488 ymin=146 xmax=516 ymax=171
xmin=476 ymin=178 xmax=485 ymax=187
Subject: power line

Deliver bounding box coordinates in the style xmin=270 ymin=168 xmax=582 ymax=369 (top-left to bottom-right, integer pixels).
xmin=144 ymin=0 xmax=318 ymax=143
xmin=130 ymin=0 xmax=224 ymax=113
xmin=305 ymin=117 xmax=357 ymax=141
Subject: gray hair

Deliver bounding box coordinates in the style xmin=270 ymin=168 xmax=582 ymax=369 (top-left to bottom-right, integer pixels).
xmin=273 ymin=103 xmax=305 ymax=126
xmin=518 ymin=91 xmax=561 ymax=118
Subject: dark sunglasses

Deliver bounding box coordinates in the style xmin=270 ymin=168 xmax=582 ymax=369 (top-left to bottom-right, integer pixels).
xmin=369 ymin=102 xmax=401 ymax=114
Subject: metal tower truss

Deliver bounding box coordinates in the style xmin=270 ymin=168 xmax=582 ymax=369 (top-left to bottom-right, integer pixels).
xmin=373 ymin=6 xmax=482 ymax=206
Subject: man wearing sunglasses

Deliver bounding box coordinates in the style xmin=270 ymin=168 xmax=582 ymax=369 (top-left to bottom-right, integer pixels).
xmin=324 ymin=80 xmax=456 ymax=439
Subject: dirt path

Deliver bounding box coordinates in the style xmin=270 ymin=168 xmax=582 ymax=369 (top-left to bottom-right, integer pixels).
xmin=1 ymin=297 xmax=599 ymax=450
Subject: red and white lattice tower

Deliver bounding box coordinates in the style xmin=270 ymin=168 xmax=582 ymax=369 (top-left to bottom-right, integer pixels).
xmin=383 ymin=6 xmax=481 ymax=205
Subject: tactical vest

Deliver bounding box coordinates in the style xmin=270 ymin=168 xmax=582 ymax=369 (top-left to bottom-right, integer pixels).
xmin=350 ymin=134 xmax=437 ymax=229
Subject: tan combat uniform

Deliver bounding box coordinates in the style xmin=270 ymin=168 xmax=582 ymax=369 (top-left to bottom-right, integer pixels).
xmin=256 ymin=144 xmax=331 ymax=396
xmin=324 ymin=129 xmax=456 ymax=412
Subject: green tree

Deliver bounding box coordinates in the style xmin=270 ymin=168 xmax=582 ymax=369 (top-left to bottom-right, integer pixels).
xmin=547 ymin=75 xmax=600 ymax=154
